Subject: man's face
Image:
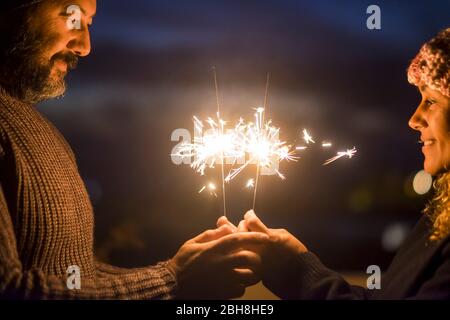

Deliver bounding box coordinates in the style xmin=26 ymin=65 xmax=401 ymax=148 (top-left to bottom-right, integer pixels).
xmin=1 ymin=0 xmax=96 ymax=104
xmin=409 ymin=86 xmax=450 ymax=175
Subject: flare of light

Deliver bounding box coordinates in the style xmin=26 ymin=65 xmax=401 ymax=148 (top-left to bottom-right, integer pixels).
xmin=322 ymin=142 xmax=332 ymax=147
xmin=323 ymin=147 xmax=357 ymax=165
xmin=412 ymin=170 xmax=432 ymax=195
xmin=246 ymin=178 xmax=255 ymax=188
xmin=173 ymin=113 xmax=246 ymax=176
xmin=225 ymin=107 xmax=298 ymax=182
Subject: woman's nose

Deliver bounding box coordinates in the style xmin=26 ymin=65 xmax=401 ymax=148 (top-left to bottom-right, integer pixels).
xmin=408 ymin=105 xmax=426 ymax=131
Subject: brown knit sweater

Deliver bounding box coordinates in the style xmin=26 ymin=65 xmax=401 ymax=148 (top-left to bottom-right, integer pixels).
xmin=0 ymin=88 xmax=177 ymax=299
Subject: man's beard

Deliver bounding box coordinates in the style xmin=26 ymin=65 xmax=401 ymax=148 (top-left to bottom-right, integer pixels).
xmin=0 ymin=23 xmax=78 ymax=105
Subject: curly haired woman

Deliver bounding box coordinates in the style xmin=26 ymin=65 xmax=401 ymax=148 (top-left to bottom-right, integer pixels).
xmin=220 ymin=28 xmax=450 ymax=300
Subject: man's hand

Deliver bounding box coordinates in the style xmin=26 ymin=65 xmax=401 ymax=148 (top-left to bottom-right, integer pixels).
xmin=167 ymin=224 xmax=269 ymax=299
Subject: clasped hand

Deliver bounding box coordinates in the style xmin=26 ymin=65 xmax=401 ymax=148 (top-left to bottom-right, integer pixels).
xmin=168 ymin=210 xmax=307 ymax=299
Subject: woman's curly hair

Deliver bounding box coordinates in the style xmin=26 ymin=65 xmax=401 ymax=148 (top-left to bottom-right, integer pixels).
xmin=423 ymin=172 xmax=450 ymax=241
xmin=408 ymin=28 xmax=450 ymax=241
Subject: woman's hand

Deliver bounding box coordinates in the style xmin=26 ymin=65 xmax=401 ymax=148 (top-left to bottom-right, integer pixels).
xmin=243 ymin=210 xmax=308 ymax=255
xmin=216 ymin=210 xmax=307 ymax=255
xmin=217 ymin=210 xmax=308 ymax=296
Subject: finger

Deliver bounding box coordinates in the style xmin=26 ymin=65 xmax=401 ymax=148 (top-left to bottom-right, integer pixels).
xmin=211 ymin=232 xmax=269 ymax=253
xmin=225 ymin=250 xmax=262 ymax=270
xmin=237 ymin=220 xmax=248 ymax=232
xmin=244 ymin=210 xmax=269 ymax=234
xmin=194 ymin=224 xmax=234 ymax=243
xmin=217 ymin=216 xmax=237 ymax=232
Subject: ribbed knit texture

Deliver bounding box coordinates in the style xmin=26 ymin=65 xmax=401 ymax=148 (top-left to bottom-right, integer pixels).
xmin=0 ymin=88 xmax=177 ymax=299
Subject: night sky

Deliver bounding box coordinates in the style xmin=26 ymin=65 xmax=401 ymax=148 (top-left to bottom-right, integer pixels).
xmin=39 ymin=0 xmax=450 ymax=271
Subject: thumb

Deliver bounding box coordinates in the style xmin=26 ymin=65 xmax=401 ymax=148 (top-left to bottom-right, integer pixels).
xmin=217 ymin=216 xmax=237 ymax=232
xmin=244 ymin=210 xmax=269 ymax=234
xmin=237 ymin=220 xmax=248 ymax=232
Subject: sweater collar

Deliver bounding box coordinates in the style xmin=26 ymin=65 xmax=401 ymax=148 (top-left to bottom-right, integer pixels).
xmin=0 ymin=86 xmax=34 ymax=109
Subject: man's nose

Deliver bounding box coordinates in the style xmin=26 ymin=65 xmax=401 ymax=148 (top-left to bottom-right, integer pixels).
xmin=408 ymin=105 xmax=426 ymax=131
xmin=67 ymin=26 xmax=91 ymax=57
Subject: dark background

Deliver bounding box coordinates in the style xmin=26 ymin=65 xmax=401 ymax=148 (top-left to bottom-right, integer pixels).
xmin=38 ymin=0 xmax=450 ymax=272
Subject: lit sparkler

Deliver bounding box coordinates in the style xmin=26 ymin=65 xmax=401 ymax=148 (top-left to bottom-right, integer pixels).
xmin=172 ymin=71 xmax=358 ymax=216
xmin=174 ymin=114 xmax=245 ymax=176
xmin=175 ymin=109 xmax=297 ymax=183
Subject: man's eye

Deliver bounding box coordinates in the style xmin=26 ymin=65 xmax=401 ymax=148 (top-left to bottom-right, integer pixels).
xmin=425 ymin=99 xmax=436 ymax=106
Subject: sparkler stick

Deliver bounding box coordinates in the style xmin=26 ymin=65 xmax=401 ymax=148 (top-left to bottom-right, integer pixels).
xmin=213 ymin=66 xmax=227 ymax=217
xmin=252 ymin=73 xmax=271 ymax=210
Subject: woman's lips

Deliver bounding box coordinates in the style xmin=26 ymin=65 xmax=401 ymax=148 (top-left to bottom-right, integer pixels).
xmin=422 ymin=139 xmax=436 ymax=152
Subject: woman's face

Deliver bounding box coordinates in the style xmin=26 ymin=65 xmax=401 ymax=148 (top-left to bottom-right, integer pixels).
xmin=409 ymin=86 xmax=450 ymax=175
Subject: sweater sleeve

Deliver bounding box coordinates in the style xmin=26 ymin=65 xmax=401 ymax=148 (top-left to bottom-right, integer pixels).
xmin=0 ymin=182 xmax=177 ymax=299
xmin=93 ymin=258 xmax=178 ymax=299
xmin=263 ymin=251 xmax=368 ymax=300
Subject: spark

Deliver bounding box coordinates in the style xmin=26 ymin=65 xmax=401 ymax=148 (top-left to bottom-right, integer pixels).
xmin=198 ymin=182 xmax=218 ymax=197
xmin=303 ymin=129 xmax=315 ymax=144
xmin=296 ymin=146 xmax=307 ymax=150
xmin=246 ymin=179 xmax=255 ymax=188
xmin=323 ymin=147 xmax=357 ymax=165
xmin=322 ymin=142 xmax=332 ymax=148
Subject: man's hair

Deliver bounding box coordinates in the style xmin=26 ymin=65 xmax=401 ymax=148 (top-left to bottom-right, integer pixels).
xmin=0 ymin=0 xmax=44 ymax=85
xmin=0 ymin=1 xmax=44 ymax=31
xmin=0 ymin=0 xmax=78 ymax=104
